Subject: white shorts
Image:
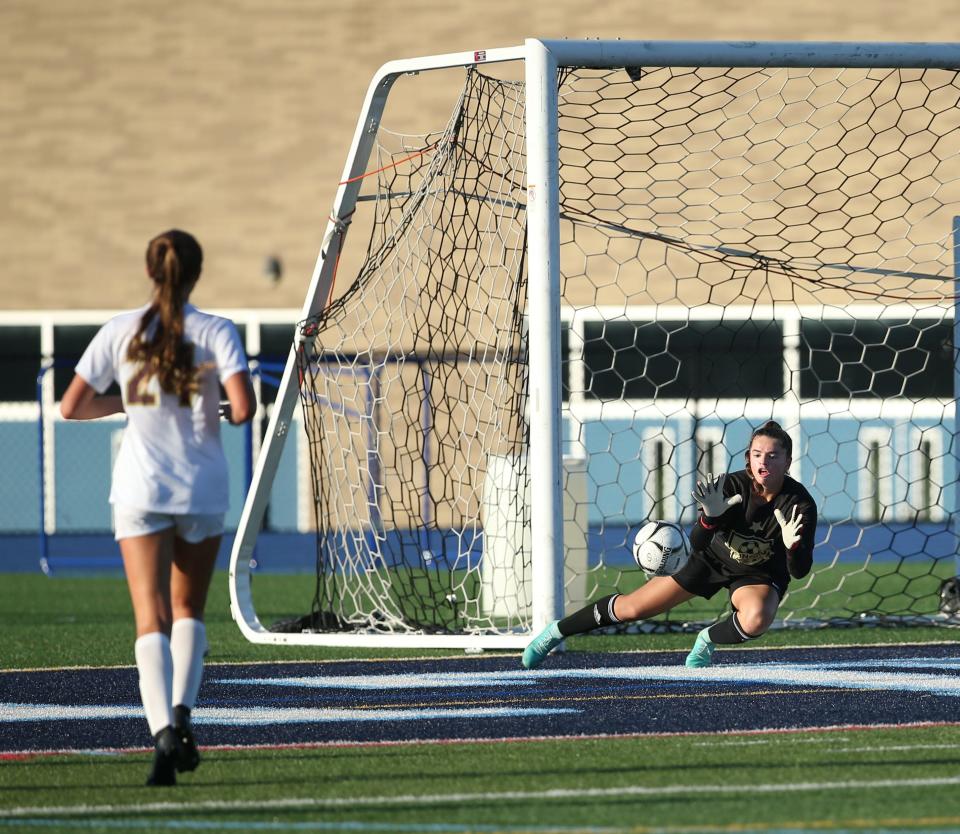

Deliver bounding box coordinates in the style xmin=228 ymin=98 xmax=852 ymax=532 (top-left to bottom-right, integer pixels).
xmin=113 ymin=507 xmax=225 ymax=544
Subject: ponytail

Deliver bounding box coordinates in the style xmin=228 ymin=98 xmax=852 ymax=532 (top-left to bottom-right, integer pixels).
xmin=127 ymin=230 xmax=203 ymax=405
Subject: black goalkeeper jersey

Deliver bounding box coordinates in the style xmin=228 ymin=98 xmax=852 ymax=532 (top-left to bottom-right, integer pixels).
xmin=688 ymin=469 xmax=818 ymax=581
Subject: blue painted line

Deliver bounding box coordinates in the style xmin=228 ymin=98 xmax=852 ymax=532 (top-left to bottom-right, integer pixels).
xmin=213 ymin=671 xmax=545 ymax=689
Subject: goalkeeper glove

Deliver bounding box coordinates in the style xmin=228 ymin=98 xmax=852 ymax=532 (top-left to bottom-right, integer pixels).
xmin=692 ymin=473 xmax=743 ymax=522
xmin=773 ymin=505 xmax=804 ymax=550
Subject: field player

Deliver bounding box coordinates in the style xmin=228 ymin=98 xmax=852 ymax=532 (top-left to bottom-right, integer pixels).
xmin=60 ymin=230 xmax=254 ymax=786
xmin=521 ymin=420 xmax=818 ymax=669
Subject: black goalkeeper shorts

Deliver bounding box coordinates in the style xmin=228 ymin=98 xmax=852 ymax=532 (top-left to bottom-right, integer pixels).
xmin=673 ymin=549 xmax=787 ymax=601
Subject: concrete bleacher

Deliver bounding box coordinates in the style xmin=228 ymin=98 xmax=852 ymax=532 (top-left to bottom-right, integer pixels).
xmin=3 ymin=0 xmax=957 ymax=313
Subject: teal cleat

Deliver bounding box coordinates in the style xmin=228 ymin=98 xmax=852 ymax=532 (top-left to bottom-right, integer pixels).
xmin=684 ymin=627 xmax=715 ymax=668
xmin=521 ymin=620 xmax=563 ymax=669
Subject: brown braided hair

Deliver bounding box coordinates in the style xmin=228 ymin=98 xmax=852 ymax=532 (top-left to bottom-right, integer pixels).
xmin=127 ymin=230 xmax=202 ymax=406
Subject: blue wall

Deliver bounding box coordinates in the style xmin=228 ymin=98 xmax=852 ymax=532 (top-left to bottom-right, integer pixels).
xmin=579 ymin=416 xmax=954 ymax=526
xmin=0 ymin=422 xmax=40 ymax=532
xmin=2 ymin=412 xmax=955 ymax=572
xmin=0 ymin=416 xmax=302 ymax=572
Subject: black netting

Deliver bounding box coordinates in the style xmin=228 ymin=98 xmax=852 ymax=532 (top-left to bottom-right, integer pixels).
xmin=555 ymin=66 xmax=960 ymax=630
xmin=297 ymin=70 xmax=530 ymax=635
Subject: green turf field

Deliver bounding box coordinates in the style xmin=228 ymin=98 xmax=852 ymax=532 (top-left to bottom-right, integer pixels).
xmin=3 ymin=572 xmax=960 ymax=834
xmin=4 ymin=725 xmax=960 ymax=834
xmin=2 ymin=571 xmax=955 ymax=670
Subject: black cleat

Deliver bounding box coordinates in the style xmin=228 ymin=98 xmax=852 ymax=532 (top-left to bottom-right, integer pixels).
xmin=173 ymin=705 xmax=200 ymax=773
xmin=146 ymin=726 xmax=182 ymax=787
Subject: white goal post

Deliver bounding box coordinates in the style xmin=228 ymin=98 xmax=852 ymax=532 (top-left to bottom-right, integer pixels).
xmin=229 ymin=39 xmax=960 ymax=649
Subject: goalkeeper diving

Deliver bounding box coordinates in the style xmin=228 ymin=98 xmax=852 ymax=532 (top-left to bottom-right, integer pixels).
xmin=522 ymin=420 xmax=818 ymax=668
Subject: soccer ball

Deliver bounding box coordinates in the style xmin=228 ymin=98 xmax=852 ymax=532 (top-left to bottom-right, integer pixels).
xmin=632 ymin=520 xmax=691 ymax=577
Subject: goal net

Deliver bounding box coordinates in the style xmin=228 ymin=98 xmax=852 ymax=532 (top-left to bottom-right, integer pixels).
xmin=230 ymin=41 xmax=960 ymax=648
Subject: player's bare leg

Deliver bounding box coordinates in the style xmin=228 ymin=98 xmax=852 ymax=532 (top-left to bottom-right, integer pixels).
xmin=120 ymin=529 xmax=185 ymax=785
xmin=120 ymin=529 xmax=175 ymax=638
xmin=729 ymin=584 xmax=779 ymax=636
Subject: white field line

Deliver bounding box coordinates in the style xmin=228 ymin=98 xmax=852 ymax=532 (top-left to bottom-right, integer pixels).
xmin=211 ymin=658 xmax=960 ymax=695
xmin=5 ymin=774 xmax=960 ymax=819
xmin=691 ymin=737 xmax=960 ymax=752
xmin=696 ymin=739 xmax=960 ymax=755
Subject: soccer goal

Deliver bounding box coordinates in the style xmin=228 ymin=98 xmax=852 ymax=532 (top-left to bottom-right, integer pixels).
xmin=229 ymin=39 xmax=960 ymax=648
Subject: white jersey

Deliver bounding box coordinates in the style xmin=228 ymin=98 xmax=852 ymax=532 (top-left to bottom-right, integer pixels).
xmin=75 ymin=303 xmax=248 ymax=514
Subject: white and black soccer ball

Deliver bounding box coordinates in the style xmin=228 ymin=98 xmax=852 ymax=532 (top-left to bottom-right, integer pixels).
xmin=631 ymin=520 xmax=691 ymax=578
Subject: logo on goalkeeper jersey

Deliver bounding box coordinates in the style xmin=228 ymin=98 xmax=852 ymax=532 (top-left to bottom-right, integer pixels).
xmin=726 ymin=532 xmax=772 ymax=566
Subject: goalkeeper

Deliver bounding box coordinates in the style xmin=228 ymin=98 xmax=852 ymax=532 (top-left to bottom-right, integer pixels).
xmin=522 ymin=420 xmax=818 ymax=669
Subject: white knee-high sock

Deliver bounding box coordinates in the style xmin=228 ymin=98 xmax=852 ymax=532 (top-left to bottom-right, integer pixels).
xmin=171 ymin=618 xmax=207 ymax=711
xmin=134 ymin=632 xmax=174 ymax=736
